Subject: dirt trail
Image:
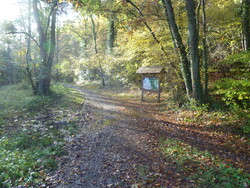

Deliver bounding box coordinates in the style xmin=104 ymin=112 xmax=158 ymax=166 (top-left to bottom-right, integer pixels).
xmin=47 ymin=85 xmax=184 ymax=187
xmin=47 ymin=85 xmax=249 ymax=187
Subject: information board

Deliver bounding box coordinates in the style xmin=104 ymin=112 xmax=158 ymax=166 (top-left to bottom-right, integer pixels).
xmin=143 ymin=77 xmax=159 ymax=90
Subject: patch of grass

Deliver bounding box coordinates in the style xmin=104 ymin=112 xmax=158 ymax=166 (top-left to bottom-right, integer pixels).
xmin=0 ymin=84 xmax=62 ymax=125
xmin=0 ymin=84 xmax=83 ymax=187
xmin=160 ymin=138 xmax=250 ymax=187
xmin=0 ymin=85 xmax=33 ymax=125
xmin=53 ymin=85 xmax=84 ymax=109
xmin=0 ymin=132 xmax=64 ymax=187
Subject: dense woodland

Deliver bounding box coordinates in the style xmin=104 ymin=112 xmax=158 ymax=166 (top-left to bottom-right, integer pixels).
xmin=0 ymin=0 xmax=250 ymax=187
xmin=1 ymin=0 xmax=250 ymax=105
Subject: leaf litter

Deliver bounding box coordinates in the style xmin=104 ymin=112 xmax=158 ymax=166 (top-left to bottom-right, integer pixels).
xmin=44 ymin=85 xmax=249 ymax=187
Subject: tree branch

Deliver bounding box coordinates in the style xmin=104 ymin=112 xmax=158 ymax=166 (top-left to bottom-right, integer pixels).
xmin=7 ymin=31 xmax=40 ymax=48
xmin=126 ymin=0 xmax=169 ymax=57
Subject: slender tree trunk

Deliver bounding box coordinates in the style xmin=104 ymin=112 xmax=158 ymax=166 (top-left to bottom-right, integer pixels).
xmin=91 ymin=16 xmax=105 ymax=86
xmin=185 ymin=0 xmax=203 ymax=103
xmin=242 ymin=0 xmax=250 ymax=51
xmin=162 ymin=0 xmax=193 ymax=98
xmin=201 ymin=0 xmax=208 ymax=98
xmin=91 ymin=16 xmax=98 ymax=54
xmin=106 ymin=17 xmax=116 ymax=54
xmin=56 ymin=17 xmax=60 ymax=65
xmin=26 ymin=0 xmax=36 ymax=93
xmin=7 ymin=44 xmax=13 ymax=84
xmin=82 ymin=19 xmax=88 ymax=57
xmin=106 ymin=0 xmax=116 ymax=55
xmin=46 ymin=4 xmax=57 ymax=91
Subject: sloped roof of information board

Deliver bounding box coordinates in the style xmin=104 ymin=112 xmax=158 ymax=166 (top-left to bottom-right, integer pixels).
xmin=136 ymin=66 xmax=166 ymax=74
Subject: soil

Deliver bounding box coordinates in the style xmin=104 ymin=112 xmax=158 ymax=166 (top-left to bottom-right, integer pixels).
xmin=46 ymin=85 xmax=250 ymax=187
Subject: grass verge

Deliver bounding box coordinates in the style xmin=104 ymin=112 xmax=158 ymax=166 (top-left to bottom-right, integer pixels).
xmin=0 ymin=84 xmax=83 ymax=187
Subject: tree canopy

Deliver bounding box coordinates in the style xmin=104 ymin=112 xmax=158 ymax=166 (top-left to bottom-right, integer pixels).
xmin=0 ymin=0 xmax=249 ymax=105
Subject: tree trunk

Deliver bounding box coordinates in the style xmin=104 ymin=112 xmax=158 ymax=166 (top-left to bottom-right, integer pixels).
xmin=91 ymin=16 xmax=105 ymax=86
xmin=33 ymin=0 xmax=57 ymax=95
xmin=106 ymin=18 xmax=116 ymax=54
xmin=33 ymin=0 xmax=47 ymax=94
xmin=185 ymin=0 xmax=203 ymax=103
xmin=46 ymin=3 xmax=57 ymax=92
xmin=162 ymin=0 xmax=193 ymax=98
xmin=91 ymin=16 xmax=98 ymax=54
xmin=26 ymin=0 xmax=36 ymax=93
xmin=242 ymin=0 xmax=250 ymax=51
xmin=82 ymin=19 xmax=88 ymax=57
xmin=7 ymin=44 xmax=13 ymax=84
xmin=201 ymin=0 xmax=208 ymax=98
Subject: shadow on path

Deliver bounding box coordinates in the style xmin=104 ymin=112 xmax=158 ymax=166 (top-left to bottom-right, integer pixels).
xmin=47 ymin=84 xmax=250 ymax=187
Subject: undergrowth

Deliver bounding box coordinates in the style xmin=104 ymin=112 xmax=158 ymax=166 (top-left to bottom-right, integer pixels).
xmin=0 ymin=84 xmax=83 ymax=187
xmin=160 ymin=138 xmax=250 ymax=188
xmin=176 ymin=101 xmax=250 ymax=137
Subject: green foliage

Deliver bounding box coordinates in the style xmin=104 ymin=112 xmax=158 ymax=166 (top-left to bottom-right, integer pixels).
xmin=0 ymin=84 xmax=66 ymax=124
xmin=215 ymin=79 xmax=250 ymax=109
xmin=193 ymin=164 xmax=250 ymax=188
xmin=0 ymin=84 xmax=33 ymax=125
xmin=56 ymin=59 xmax=76 ymax=83
xmin=0 ymin=131 xmax=64 ymax=187
xmin=182 ymin=99 xmax=209 ymax=112
xmin=211 ymin=51 xmax=250 ymax=135
xmin=0 ymin=84 xmax=83 ymax=187
xmin=160 ymin=138 xmax=250 ymax=187
xmin=222 ymin=51 xmax=250 ymax=65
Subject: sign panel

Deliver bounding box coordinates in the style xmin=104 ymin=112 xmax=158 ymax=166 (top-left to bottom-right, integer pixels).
xmin=143 ymin=77 xmax=159 ymax=90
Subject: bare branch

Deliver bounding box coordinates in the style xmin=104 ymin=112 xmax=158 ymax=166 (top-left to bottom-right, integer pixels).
xmin=7 ymin=31 xmax=40 ymax=48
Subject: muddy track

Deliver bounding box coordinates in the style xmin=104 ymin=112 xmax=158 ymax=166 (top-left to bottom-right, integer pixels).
xmin=47 ymin=85 xmax=250 ymax=187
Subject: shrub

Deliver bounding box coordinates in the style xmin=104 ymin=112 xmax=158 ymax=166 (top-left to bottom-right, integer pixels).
xmin=215 ymin=78 xmax=250 ymax=110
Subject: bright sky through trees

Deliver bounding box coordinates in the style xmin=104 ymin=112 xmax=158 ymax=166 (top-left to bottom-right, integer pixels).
xmin=0 ymin=0 xmax=79 ymax=24
xmin=0 ymin=0 xmax=21 ymax=21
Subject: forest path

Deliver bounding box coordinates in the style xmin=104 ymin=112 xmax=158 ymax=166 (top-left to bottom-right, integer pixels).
xmin=48 ymin=85 xmax=185 ymax=187
xmin=47 ymin=84 xmax=249 ymax=187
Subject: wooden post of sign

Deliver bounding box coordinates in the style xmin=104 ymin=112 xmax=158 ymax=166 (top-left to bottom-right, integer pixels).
xmin=141 ymin=75 xmax=144 ymax=102
xmin=141 ymin=89 xmax=144 ymax=102
xmin=157 ymin=77 xmax=160 ymax=102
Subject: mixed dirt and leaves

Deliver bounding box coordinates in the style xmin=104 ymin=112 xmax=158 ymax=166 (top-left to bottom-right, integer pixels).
xmin=47 ymin=85 xmax=249 ymax=187
xmin=0 ymin=84 xmax=249 ymax=187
